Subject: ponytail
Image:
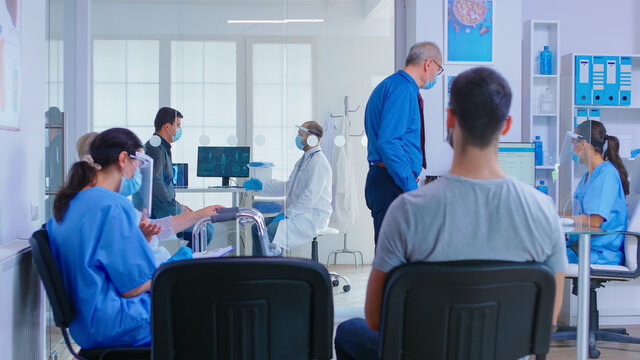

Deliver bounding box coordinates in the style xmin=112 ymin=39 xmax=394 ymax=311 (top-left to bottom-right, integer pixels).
xmin=53 ymin=161 xmax=97 ymax=221
xmin=603 ymin=135 xmax=630 ymax=196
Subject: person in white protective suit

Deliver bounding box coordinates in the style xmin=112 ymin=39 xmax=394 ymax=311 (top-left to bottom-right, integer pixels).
xmin=244 ymin=121 xmax=333 ymax=255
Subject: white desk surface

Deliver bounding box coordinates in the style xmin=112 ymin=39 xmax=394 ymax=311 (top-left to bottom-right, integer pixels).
xmin=175 ymin=187 xmax=246 ymax=193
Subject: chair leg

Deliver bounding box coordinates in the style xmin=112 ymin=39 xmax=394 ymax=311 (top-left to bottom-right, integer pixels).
xmin=311 ymin=237 xmax=318 ymax=262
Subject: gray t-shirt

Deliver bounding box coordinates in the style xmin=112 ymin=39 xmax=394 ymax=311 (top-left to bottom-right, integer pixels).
xmin=373 ymin=174 xmax=568 ymax=274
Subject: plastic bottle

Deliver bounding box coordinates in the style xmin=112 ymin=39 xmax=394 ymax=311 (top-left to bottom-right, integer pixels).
xmin=539 ymin=45 xmax=553 ymax=75
xmin=540 ymin=88 xmax=553 ymax=114
xmin=536 ymin=180 xmax=549 ymax=194
xmin=534 ymin=136 xmax=543 ymax=166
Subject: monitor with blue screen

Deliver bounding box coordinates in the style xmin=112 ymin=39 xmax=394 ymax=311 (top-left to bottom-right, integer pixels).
xmin=197 ymin=146 xmax=250 ymax=186
xmin=498 ymin=143 xmax=535 ymax=187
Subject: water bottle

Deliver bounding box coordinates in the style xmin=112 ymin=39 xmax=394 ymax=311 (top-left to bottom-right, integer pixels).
xmin=536 ymin=180 xmax=549 ymax=195
xmin=539 ymin=45 xmax=553 ymax=75
xmin=534 ymin=136 xmax=543 ymax=166
xmin=539 ymin=88 xmax=553 ymax=114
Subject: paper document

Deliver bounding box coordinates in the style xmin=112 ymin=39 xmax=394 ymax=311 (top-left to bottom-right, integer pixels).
xmin=192 ymin=246 xmax=235 ymax=259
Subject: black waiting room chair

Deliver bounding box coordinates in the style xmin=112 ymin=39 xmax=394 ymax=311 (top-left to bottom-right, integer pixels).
xmin=29 ymin=229 xmax=150 ymax=360
xmin=379 ymin=261 xmax=557 ymax=360
xmin=151 ymin=257 xmax=334 ymax=360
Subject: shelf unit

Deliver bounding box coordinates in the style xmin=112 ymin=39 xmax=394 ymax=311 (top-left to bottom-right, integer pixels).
xmin=523 ymin=20 xmax=560 ymax=206
xmin=560 ymin=53 xmax=640 ymax=208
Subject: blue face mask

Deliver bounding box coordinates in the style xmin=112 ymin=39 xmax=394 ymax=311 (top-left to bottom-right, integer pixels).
xmin=120 ymin=167 xmax=142 ymax=197
xmin=295 ymin=135 xmax=305 ymax=150
xmin=172 ymin=128 xmax=182 ymax=142
xmin=423 ymin=75 xmax=437 ymax=90
xmin=572 ymin=153 xmax=581 ymax=164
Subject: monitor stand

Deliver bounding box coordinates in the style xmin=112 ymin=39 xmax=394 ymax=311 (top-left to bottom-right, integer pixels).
xmin=221 ymin=176 xmax=231 ymax=186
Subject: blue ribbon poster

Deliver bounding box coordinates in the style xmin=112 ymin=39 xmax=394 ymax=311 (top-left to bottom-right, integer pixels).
xmin=445 ymin=0 xmax=493 ymax=63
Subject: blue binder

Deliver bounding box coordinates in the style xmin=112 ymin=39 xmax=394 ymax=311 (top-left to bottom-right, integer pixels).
xmin=575 ymin=108 xmax=588 ymax=128
xmin=619 ymin=56 xmax=632 ymax=105
xmin=603 ymin=56 xmax=619 ymax=105
xmin=575 ymin=55 xmax=592 ymax=105
xmin=588 ymin=108 xmax=600 ymax=121
xmin=591 ymin=56 xmax=606 ymax=105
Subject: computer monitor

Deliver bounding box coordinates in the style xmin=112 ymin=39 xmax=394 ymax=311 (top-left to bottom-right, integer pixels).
xmin=172 ymin=163 xmax=188 ymax=189
xmin=498 ymin=142 xmax=535 ymax=187
xmin=197 ymin=146 xmax=250 ymax=186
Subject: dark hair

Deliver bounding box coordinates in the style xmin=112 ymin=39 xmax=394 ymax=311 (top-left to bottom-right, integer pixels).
xmin=449 ymin=67 xmax=512 ymax=148
xmin=575 ymin=120 xmax=629 ymax=195
xmin=303 ymin=121 xmax=324 ymax=138
xmin=53 ymin=128 xmax=143 ymax=221
xmin=154 ymin=107 xmax=183 ymax=132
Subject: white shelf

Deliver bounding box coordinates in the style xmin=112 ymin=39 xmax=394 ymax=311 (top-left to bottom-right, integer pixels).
xmin=533 ymin=74 xmax=558 ymax=78
xmin=533 ymin=113 xmax=558 ymax=117
xmin=535 ymin=165 xmax=556 ymax=170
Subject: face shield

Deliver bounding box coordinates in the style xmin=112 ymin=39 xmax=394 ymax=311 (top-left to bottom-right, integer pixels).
xmin=131 ymin=151 xmax=154 ymax=216
xmin=557 ymin=126 xmax=593 ymax=224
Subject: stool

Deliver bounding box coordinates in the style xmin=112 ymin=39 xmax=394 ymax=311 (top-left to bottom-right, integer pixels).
xmin=312 ymin=227 xmax=351 ymax=292
xmin=326 ymin=233 xmax=364 ymax=268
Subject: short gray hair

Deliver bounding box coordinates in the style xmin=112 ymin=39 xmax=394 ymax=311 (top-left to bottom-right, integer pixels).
xmin=405 ymin=42 xmax=442 ymax=67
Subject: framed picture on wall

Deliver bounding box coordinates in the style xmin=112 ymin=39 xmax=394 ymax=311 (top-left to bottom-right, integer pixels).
xmin=444 ymin=0 xmax=494 ymax=64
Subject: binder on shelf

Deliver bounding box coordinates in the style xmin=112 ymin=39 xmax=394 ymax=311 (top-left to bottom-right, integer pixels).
xmin=604 ymin=56 xmax=619 ymax=105
xmin=575 ymin=108 xmax=588 ymax=128
xmin=575 ymin=55 xmax=592 ymax=105
xmin=591 ymin=56 xmax=606 ymax=105
xmin=619 ymin=56 xmax=632 ymax=105
xmin=588 ymin=108 xmax=600 ymax=121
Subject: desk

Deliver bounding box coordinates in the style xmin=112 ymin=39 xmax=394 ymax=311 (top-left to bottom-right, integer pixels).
xmin=175 ymin=187 xmax=246 ymax=254
xmin=563 ymin=226 xmax=617 ymax=360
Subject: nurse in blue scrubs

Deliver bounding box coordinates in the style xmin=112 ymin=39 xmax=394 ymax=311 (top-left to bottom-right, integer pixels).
xmin=565 ymin=120 xmax=630 ymax=265
xmin=47 ymin=128 xmax=159 ymax=349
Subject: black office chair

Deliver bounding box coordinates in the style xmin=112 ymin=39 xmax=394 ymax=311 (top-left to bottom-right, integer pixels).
xmin=553 ymin=231 xmax=640 ymax=358
xmin=151 ymin=257 xmax=334 ymax=360
xmin=379 ymin=261 xmax=556 ymax=360
xmin=29 ymin=229 xmax=151 ymax=360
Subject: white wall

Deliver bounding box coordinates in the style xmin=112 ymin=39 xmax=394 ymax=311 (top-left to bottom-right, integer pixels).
xmin=522 ymin=0 xmax=640 ymax=57
xmin=0 ymin=1 xmax=46 ymax=245
xmin=407 ymin=0 xmax=523 ymax=176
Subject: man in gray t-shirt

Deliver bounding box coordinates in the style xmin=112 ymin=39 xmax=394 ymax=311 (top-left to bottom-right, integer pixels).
xmin=335 ymin=67 xmax=568 ymax=360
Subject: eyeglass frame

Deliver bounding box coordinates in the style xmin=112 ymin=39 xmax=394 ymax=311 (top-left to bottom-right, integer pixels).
xmin=426 ymin=58 xmax=444 ymax=76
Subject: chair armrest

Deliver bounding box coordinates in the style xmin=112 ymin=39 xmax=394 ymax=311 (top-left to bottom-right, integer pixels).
xmin=590 ymin=231 xmax=640 ymax=279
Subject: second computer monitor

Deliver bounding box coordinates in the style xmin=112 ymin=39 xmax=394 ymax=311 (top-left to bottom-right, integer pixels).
xmin=197 ymin=146 xmax=250 ymax=186
xmin=498 ymin=142 xmax=536 ymax=187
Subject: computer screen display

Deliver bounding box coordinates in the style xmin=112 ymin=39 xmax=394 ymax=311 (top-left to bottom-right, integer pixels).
xmin=172 ymin=163 xmax=188 ymax=188
xmin=498 ymin=143 xmax=535 ymax=187
xmin=197 ymin=146 xmax=250 ymax=178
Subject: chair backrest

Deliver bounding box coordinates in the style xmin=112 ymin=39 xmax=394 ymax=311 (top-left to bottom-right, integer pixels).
xmin=28 ymin=229 xmax=74 ymax=329
xmin=379 ymin=261 xmax=556 ymax=360
xmin=151 ymin=257 xmax=333 ymax=360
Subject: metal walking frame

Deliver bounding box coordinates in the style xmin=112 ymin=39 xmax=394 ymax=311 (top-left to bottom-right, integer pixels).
xmin=192 ymin=207 xmax=281 ymax=257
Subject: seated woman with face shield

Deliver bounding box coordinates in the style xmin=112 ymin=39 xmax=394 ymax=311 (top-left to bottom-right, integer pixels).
xmin=562 ymin=120 xmax=630 ymax=265
xmin=48 ymin=128 xmax=215 ymax=349
xmin=76 ymin=132 xmax=223 ymax=264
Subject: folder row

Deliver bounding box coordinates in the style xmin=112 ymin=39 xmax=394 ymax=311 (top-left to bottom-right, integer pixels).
xmin=575 ymin=55 xmax=632 ymax=106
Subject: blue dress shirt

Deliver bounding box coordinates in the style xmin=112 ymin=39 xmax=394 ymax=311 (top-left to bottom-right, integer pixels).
xmin=365 ymin=70 xmax=422 ymax=192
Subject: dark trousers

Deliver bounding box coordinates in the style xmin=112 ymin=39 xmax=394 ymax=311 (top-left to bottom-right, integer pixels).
xmin=251 ymin=216 xmax=279 ymax=256
xmin=364 ymin=165 xmax=403 ymax=246
xmin=334 ymin=318 xmax=379 ymax=360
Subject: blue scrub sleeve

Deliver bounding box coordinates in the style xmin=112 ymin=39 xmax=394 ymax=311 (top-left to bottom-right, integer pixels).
xmin=95 ymin=204 xmax=157 ymax=294
xmin=378 ymin=86 xmax=418 ymax=192
xmin=581 ymin=169 xmax=619 ymax=222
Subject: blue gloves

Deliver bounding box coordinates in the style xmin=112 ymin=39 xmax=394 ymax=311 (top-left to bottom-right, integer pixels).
xmin=243 ymin=178 xmax=263 ymax=191
xmin=272 ymin=212 xmax=286 ymax=223
xmin=162 ymin=246 xmax=193 ymax=265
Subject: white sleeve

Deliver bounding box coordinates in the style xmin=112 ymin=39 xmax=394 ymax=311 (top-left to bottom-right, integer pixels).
xmin=260 ymin=178 xmax=288 ymax=197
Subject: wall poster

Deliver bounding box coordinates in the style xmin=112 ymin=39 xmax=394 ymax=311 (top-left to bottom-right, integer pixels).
xmin=445 ymin=0 xmax=493 ymax=64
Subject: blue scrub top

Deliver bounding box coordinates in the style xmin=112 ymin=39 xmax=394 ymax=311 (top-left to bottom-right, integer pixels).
xmin=364 ymin=70 xmax=423 ymax=192
xmin=47 ymin=186 xmax=157 ymax=349
xmin=569 ymin=161 xmax=627 ymax=265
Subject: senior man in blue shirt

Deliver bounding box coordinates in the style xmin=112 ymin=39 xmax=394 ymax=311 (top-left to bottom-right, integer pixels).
xmin=364 ymin=41 xmax=443 ymax=245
